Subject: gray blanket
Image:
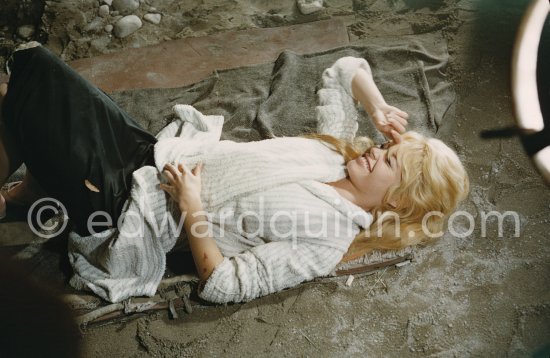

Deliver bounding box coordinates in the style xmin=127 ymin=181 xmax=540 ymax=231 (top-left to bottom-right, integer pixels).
xmin=111 ymin=32 xmax=454 ymax=144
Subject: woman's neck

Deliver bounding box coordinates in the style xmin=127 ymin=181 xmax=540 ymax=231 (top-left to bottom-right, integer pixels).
xmin=327 ymin=178 xmax=369 ymax=211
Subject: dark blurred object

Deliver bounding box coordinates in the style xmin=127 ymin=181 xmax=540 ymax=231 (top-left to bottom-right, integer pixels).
xmin=0 ymin=256 xmax=81 ymax=357
xmin=511 ymin=0 xmax=550 ymax=183
xmin=486 ymin=0 xmax=550 ymax=184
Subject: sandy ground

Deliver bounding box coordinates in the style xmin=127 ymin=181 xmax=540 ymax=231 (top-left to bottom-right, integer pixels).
xmin=1 ymin=0 xmax=549 ymax=356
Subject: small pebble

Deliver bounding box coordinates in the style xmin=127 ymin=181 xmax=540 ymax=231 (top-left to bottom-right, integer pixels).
xmin=112 ymin=0 xmax=139 ymax=15
xmin=99 ymin=4 xmax=110 ymax=17
xmin=297 ymin=0 xmax=324 ymax=15
xmin=17 ymin=25 xmax=35 ymax=39
xmin=104 ymin=24 xmax=113 ymax=33
xmin=113 ymin=15 xmax=142 ymax=38
xmin=143 ymin=13 xmax=161 ymax=24
xmin=102 ymin=0 xmax=113 ymax=5
xmin=345 ymin=275 xmax=354 ymax=287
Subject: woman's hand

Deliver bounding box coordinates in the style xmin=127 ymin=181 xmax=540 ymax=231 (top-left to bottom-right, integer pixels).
xmin=162 ymin=162 xmax=224 ymax=283
xmin=371 ymin=104 xmax=409 ymax=139
xmin=160 ymin=162 xmax=204 ymax=212
xmin=350 ymin=68 xmax=409 ymax=138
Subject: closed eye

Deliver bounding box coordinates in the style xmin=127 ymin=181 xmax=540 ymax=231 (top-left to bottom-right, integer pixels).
xmin=386 ymin=153 xmax=397 ymax=170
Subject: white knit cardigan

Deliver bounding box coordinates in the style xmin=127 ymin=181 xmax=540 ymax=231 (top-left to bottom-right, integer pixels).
xmin=68 ymin=57 xmax=374 ymax=303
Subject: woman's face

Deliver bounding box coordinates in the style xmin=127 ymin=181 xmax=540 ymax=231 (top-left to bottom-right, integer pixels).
xmin=346 ymin=144 xmax=401 ymax=210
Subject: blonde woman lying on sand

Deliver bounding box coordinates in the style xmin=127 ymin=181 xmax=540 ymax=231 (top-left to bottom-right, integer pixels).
xmin=0 ymin=43 xmax=468 ymax=303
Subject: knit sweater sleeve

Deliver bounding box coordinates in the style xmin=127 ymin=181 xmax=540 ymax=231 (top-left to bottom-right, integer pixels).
xmin=197 ymin=241 xmax=344 ymax=304
xmin=316 ymin=57 xmax=373 ymax=141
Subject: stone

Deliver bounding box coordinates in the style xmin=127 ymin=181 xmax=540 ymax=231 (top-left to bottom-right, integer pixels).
xmin=104 ymin=24 xmax=113 ymax=33
xmin=113 ymin=15 xmax=142 ymax=38
xmin=99 ymin=4 xmax=110 ymax=17
xmin=17 ymin=25 xmax=35 ymax=39
xmin=297 ymin=0 xmax=324 ymax=15
xmin=102 ymin=0 xmax=113 ymax=5
xmin=111 ymin=10 xmax=119 ymax=16
xmin=112 ymin=0 xmax=139 ymax=15
xmin=90 ymin=36 xmax=111 ymax=52
xmin=83 ymin=17 xmax=104 ymax=33
xmin=143 ymin=13 xmax=161 ymax=24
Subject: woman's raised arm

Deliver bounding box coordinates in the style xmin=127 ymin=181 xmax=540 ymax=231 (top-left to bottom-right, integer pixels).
xmin=351 ymin=67 xmax=409 ymax=138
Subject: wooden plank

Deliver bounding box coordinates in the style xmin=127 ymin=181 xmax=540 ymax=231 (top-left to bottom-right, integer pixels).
xmin=69 ymin=19 xmax=348 ymax=92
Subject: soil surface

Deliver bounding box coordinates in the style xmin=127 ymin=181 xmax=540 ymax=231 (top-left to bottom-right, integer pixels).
xmin=1 ymin=0 xmax=549 ymax=357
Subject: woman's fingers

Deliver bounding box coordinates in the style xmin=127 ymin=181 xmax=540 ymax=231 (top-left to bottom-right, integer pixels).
xmin=393 ymin=112 xmax=408 ymax=126
xmin=389 ymin=105 xmax=409 ymax=119
xmin=159 ymin=183 xmax=169 ymax=191
xmin=388 ymin=117 xmax=406 ymax=133
xmin=390 ymin=129 xmax=403 ymax=144
xmin=163 ymin=165 xmax=177 ymax=183
xmin=159 ymin=183 xmax=174 ymax=196
xmin=389 ymin=111 xmax=408 ymax=127
xmin=395 ymin=108 xmax=409 ymax=119
xmin=192 ymin=162 xmax=204 ymax=176
xmin=165 ymin=162 xmax=201 ymax=181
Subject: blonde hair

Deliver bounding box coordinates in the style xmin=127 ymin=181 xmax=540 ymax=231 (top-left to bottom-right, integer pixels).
xmin=306 ymin=132 xmax=469 ymax=262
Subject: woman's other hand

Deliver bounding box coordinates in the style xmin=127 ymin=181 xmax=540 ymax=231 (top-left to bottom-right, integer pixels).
xmin=371 ymin=104 xmax=409 ymax=139
xmin=160 ymin=162 xmax=204 ymax=212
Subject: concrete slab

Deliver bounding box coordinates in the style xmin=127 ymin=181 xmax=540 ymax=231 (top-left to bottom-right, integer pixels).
xmin=69 ymin=19 xmax=349 ymax=92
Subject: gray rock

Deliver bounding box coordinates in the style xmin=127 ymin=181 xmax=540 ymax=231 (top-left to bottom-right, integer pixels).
xmin=143 ymin=13 xmax=161 ymax=24
xmin=83 ymin=17 xmax=104 ymax=33
xmin=297 ymin=0 xmax=324 ymax=14
xmin=90 ymin=36 xmax=111 ymax=52
xmin=17 ymin=25 xmax=35 ymax=39
xmin=104 ymin=24 xmax=113 ymax=33
xmin=102 ymin=0 xmax=113 ymax=5
xmin=111 ymin=11 xmax=119 ymax=16
xmin=113 ymin=15 xmax=142 ymax=38
xmin=99 ymin=4 xmax=110 ymax=17
xmin=112 ymin=0 xmax=139 ymax=15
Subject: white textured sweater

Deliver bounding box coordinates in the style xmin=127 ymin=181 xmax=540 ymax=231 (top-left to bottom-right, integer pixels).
xmin=68 ymin=57 xmax=374 ymax=303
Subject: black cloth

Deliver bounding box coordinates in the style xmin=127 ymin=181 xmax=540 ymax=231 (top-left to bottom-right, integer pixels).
xmin=1 ymin=46 xmax=157 ymax=235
